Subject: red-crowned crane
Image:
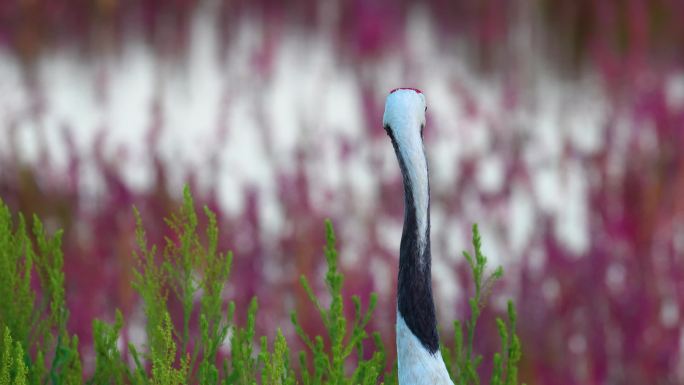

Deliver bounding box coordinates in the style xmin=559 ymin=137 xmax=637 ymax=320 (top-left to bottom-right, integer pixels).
xmin=383 ymin=88 xmax=454 ymax=385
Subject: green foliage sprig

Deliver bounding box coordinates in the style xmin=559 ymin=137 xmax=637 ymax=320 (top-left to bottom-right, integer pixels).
xmin=291 ymin=220 xmax=385 ymax=385
xmin=1 ymin=327 xmax=28 ymax=385
xmin=0 ymin=198 xmax=81 ymax=385
xmin=441 ymin=224 xmax=524 ymax=385
xmin=128 ymin=186 xmax=238 ymax=384
xmin=89 ymin=310 xmax=126 ymax=384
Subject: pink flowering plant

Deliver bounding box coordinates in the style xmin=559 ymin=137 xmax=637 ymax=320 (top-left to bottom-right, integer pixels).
xmin=1 ymin=1 xmax=683 ymax=384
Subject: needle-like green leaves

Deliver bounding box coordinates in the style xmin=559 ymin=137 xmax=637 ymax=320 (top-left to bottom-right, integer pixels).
xmin=0 ymin=191 xmax=523 ymax=385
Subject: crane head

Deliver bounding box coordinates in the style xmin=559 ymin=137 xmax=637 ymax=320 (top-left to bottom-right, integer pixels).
xmin=382 ymin=88 xmax=427 ymax=143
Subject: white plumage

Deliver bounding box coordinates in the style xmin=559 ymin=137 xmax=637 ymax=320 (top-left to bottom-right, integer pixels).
xmin=396 ymin=312 xmax=454 ymax=385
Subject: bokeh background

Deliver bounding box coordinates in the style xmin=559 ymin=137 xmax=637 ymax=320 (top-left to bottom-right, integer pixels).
xmin=1 ymin=1 xmax=684 ymax=383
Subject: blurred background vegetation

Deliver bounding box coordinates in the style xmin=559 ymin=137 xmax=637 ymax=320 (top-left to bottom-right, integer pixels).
xmin=1 ymin=0 xmax=683 ymax=384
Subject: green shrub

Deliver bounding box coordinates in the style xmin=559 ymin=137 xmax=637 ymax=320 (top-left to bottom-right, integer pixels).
xmin=0 ymin=198 xmax=82 ymax=385
xmin=291 ymin=220 xmax=385 ymax=385
xmin=0 ymin=190 xmax=522 ymax=384
xmin=1 ymin=326 xmax=28 ymax=385
xmin=441 ymin=225 xmax=523 ymax=385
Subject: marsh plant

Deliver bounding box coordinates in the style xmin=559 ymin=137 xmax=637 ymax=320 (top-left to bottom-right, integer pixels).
xmin=0 ymin=188 xmax=521 ymax=384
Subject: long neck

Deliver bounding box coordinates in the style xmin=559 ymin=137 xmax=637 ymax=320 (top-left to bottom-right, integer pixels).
xmin=391 ymin=131 xmax=439 ymax=354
